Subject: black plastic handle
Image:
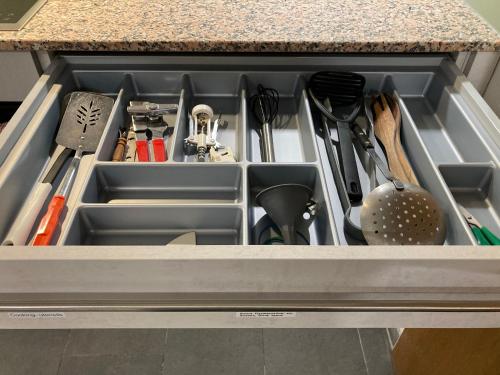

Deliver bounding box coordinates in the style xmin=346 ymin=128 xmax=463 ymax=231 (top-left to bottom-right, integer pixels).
xmin=351 ymin=123 xmax=373 ymax=151
xmin=337 ymin=121 xmax=363 ymax=202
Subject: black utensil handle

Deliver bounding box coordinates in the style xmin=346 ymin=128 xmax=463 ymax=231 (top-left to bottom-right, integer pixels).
xmin=351 ymin=123 xmax=373 ymax=150
xmin=322 ymin=123 xmax=351 ymax=213
xmin=337 ymin=121 xmax=363 ymax=202
xmin=309 ymin=102 xmax=351 ymax=213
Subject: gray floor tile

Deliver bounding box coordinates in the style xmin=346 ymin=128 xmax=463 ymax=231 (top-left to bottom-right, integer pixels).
xmin=163 ymin=329 xmax=264 ymax=375
xmin=358 ymin=329 xmax=394 ymax=375
xmin=264 ymin=329 xmax=367 ymax=375
xmin=58 ymin=354 xmax=163 ymax=375
xmin=64 ymin=329 xmax=166 ymax=357
xmin=0 ymin=330 xmax=70 ymax=375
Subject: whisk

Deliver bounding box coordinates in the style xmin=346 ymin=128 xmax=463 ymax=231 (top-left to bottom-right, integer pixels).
xmin=250 ymin=84 xmax=279 ymax=162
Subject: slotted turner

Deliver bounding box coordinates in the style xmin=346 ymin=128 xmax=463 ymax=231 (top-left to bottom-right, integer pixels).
xmin=33 ymin=92 xmax=114 ymax=246
xmin=56 ymin=92 xmax=113 ymax=152
xmin=309 ymin=71 xmax=365 ymax=202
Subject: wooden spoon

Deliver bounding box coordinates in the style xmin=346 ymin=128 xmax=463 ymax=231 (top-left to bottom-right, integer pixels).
xmin=373 ymin=94 xmax=410 ymax=183
xmin=386 ymin=94 xmax=419 ymax=185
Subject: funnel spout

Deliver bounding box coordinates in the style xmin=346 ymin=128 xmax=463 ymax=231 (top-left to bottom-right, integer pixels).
xmin=256 ymin=184 xmax=313 ymax=245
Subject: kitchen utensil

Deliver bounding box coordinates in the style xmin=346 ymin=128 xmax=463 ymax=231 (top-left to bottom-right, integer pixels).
xmin=250 ymin=84 xmax=279 ymax=162
xmin=386 ymin=93 xmax=419 ymax=185
xmin=373 ymin=93 xmax=415 ymax=184
xmin=308 ymin=71 xmax=365 ymax=202
xmin=184 ymin=104 xmax=216 ymax=162
xmin=209 ymin=147 xmax=236 ymax=162
xmin=2 ymin=92 xmax=75 ymax=246
xmin=253 ymin=214 xmax=310 ymax=245
xmin=33 ymin=92 xmax=114 ymax=245
xmin=125 ymin=128 xmax=137 ymax=162
xmin=458 ymin=205 xmax=500 ymax=246
xmin=256 ymin=183 xmax=313 ymax=245
xmin=112 ymin=128 xmax=127 ymax=161
xmin=351 ymin=123 xmax=446 ymax=245
xmin=211 ymin=114 xmax=228 ymax=151
xmin=364 ymin=96 xmax=376 ymax=135
xmin=310 ymin=101 xmax=365 ymax=242
xmin=363 ymin=95 xmax=378 ymax=189
xmin=127 ymin=101 xmax=178 ymax=162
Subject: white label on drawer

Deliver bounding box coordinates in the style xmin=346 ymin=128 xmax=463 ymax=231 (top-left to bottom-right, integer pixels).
xmin=8 ymin=312 xmax=65 ymax=319
xmin=236 ymin=312 xmax=296 ymax=318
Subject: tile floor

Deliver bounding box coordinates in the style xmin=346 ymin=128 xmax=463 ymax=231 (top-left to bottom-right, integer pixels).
xmin=0 ymin=329 xmax=393 ymax=375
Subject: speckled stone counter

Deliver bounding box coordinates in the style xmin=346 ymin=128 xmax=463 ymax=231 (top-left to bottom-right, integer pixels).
xmin=0 ymin=0 xmax=499 ymax=52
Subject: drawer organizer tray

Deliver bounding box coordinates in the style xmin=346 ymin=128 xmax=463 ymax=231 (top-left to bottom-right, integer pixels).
xmin=0 ymin=56 xmax=498 ymax=248
xmin=0 ymin=55 xmax=500 ymax=328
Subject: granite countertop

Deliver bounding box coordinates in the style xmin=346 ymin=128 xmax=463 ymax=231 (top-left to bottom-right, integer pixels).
xmin=0 ymin=0 xmax=499 ymax=53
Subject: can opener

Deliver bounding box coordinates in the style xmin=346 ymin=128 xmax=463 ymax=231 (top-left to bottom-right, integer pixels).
xmin=127 ymin=101 xmax=178 ymax=162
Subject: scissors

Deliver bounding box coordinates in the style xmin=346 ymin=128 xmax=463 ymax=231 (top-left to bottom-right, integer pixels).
xmin=458 ymin=205 xmax=500 ymax=246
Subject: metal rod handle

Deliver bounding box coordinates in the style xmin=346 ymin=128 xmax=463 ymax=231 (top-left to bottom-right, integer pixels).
xmin=261 ymin=122 xmax=275 ymax=162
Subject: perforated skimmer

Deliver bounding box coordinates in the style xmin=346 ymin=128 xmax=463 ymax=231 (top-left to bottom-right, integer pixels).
xmin=351 ymin=123 xmax=446 ymax=245
xmin=360 ymin=182 xmax=445 ymax=245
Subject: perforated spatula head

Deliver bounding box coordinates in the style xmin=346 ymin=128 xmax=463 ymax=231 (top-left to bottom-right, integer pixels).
xmin=56 ymin=92 xmax=114 ymax=153
xmin=309 ymin=71 xmax=366 ymax=104
xmin=309 ymin=71 xmax=366 ymax=122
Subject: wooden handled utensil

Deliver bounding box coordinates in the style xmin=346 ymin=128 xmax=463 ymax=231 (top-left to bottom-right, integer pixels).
xmin=386 ymin=94 xmax=419 ymax=185
xmin=373 ymin=94 xmax=414 ymax=184
xmin=112 ymin=128 xmax=127 ymax=161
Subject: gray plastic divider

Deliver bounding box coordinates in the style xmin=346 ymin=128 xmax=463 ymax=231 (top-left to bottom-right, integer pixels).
xmin=4 ymin=56 xmax=497 ymax=247
xmin=384 ymin=70 xmax=498 ymax=245
xmin=439 ymin=163 xmax=499 ymax=243
xmin=81 ymin=164 xmax=243 ymax=204
xmin=403 ymin=86 xmax=499 ymax=164
xmin=391 ymin=88 xmax=476 ymax=245
xmin=171 ymin=73 xmax=245 ymax=162
xmin=63 ymin=205 xmax=244 ymax=246
xmin=246 ymin=73 xmax=317 ymax=163
xmin=0 ymin=85 xmax=65 ymax=240
xmin=247 ymin=164 xmax=337 ymax=245
xmin=95 ymin=74 xmax=183 ymax=162
xmin=245 ymin=80 xmax=340 ymax=245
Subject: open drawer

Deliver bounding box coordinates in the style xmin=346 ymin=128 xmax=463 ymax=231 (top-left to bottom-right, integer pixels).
xmin=0 ymin=55 xmax=499 ymax=329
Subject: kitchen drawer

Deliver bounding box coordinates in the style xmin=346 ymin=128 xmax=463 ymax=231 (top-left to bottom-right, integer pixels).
xmin=0 ymin=55 xmax=499 ymax=329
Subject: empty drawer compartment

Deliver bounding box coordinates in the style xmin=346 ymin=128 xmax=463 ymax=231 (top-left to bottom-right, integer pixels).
xmin=81 ymin=164 xmax=243 ymax=203
xmin=64 ymin=206 xmax=243 ymax=245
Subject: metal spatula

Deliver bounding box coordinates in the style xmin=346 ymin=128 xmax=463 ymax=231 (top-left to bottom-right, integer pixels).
xmin=33 ymin=92 xmax=114 ymax=246
xmin=55 ymin=92 xmax=114 ymax=152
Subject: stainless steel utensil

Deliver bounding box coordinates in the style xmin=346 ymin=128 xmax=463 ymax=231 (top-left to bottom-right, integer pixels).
xmin=352 ymin=123 xmax=446 ymax=245
xmin=32 ymin=92 xmax=114 ymax=245
xmin=250 ymin=85 xmax=279 ymax=162
xmin=184 ymin=104 xmax=216 ymax=162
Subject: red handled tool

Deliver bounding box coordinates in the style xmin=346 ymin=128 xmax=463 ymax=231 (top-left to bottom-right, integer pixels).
xmin=32 ymin=92 xmax=114 ymax=246
xmin=33 ymin=150 xmax=81 ymax=245
xmin=127 ymin=101 xmax=178 ymax=162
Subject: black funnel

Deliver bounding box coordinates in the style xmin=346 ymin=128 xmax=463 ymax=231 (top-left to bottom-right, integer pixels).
xmin=256 ymin=184 xmax=313 ymax=245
